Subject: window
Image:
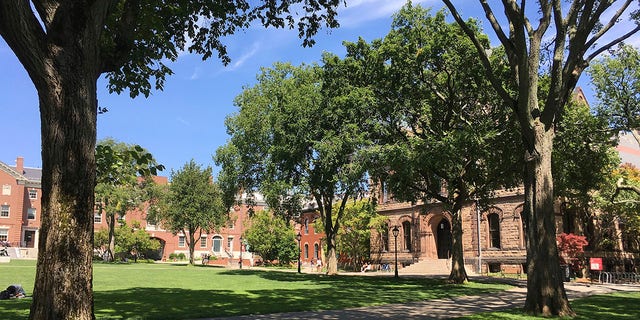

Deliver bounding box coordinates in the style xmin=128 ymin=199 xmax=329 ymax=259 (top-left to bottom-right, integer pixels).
xmin=304 ymin=244 xmax=309 ymax=259
xmin=314 ymin=243 xmax=319 ymax=259
xmin=0 ymin=205 xmax=9 ymax=218
xmin=228 ymin=220 xmax=235 ymax=230
xmin=28 ymin=189 xmax=37 ymax=200
xmin=488 ymin=213 xmax=501 ymax=249
xmin=94 ymin=211 xmax=102 ymax=224
xmin=27 ymin=208 xmax=36 ymax=220
xmin=403 ymin=221 xmax=412 ymax=251
xmin=212 ymin=236 xmax=222 ymax=252
xmin=0 ymin=228 xmax=7 ymax=242
xmin=227 ymin=237 xmax=234 ymax=251
xmin=2 ymin=185 xmax=10 ymax=196
xmin=200 ymin=236 xmax=207 ymax=248
xmin=178 ymin=235 xmax=186 ymax=247
xmin=381 ymin=225 xmax=389 ymax=252
xmin=304 ymin=219 xmax=309 ymax=234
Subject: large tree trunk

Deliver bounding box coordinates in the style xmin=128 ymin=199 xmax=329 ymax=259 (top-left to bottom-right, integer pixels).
xmin=448 ymin=200 xmax=468 ymax=284
xmin=523 ymin=122 xmax=573 ymax=317
xmin=30 ymin=60 xmax=98 ymax=319
xmin=325 ymin=227 xmax=338 ymax=275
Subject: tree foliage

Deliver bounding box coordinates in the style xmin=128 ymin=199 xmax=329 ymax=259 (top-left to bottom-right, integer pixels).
xmin=442 ymin=0 xmax=640 ymax=315
xmin=95 ymin=138 xmax=163 ymax=262
xmin=160 ymin=160 xmax=227 ymax=265
xmin=217 ymin=62 xmax=375 ymax=274
xmin=314 ymin=200 xmax=385 ymax=271
xmin=0 ymin=1 xmax=341 ymax=318
xmin=589 ymin=44 xmax=640 ymax=144
xmin=334 ymin=3 xmax=521 ymax=283
xmin=243 ymin=210 xmax=298 ymax=265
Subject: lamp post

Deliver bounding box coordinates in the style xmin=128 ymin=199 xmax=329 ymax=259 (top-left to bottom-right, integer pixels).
xmin=239 ymin=236 xmax=243 ymax=269
xmin=392 ymin=226 xmax=400 ymax=279
xmin=296 ymin=232 xmax=302 ymax=273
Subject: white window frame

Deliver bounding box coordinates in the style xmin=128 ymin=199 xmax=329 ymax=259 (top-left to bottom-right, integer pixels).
xmin=178 ymin=235 xmax=186 ymax=247
xmin=0 ymin=205 xmax=9 ymax=218
xmin=2 ymin=185 xmax=10 ymax=196
xmin=27 ymin=208 xmax=36 ymax=220
xmin=28 ymin=189 xmax=37 ymax=200
xmin=200 ymin=235 xmax=207 ymax=248
xmin=94 ymin=211 xmax=102 ymax=223
xmin=227 ymin=237 xmax=234 ymax=251
xmin=0 ymin=228 xmax=8 ymax=242
xmin=212 ymin=236 xmax=222 ymax=253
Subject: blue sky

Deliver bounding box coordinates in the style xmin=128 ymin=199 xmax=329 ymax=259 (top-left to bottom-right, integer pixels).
xmin=1 ymin=0 xmax=638 ymax=176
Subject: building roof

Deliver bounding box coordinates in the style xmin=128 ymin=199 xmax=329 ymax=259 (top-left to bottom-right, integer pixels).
xmin=0 ymin=159 xmax=42 ymax=187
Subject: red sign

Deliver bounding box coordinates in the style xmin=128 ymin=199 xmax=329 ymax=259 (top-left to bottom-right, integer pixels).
xmin=590 ymin=257 xmax=603 ymax=271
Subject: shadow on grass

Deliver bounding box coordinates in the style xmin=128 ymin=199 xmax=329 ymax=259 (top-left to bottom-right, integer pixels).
xmin=0 ymin=269 xmax=510 ymax=320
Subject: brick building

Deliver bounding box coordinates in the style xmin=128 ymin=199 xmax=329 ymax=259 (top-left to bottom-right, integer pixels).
xmin=0 ymin=157 xmax=41 ymax=258
xmin=1 ymin=156 xmax=263 ymax=266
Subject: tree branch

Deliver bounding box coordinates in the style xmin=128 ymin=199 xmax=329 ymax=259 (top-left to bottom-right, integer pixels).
xmin=442 ymin=0 xmax=515 ymax=106
xmin=611 ymin=177 xmax=640 ymax=202
xmin=0 ymin=1 xmax=48 ymax=86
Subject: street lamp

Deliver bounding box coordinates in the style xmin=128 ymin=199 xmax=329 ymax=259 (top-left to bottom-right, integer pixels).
xmin=239 ymin=236 xmax=243 ymax=270
xmin=296 ymin=232 xmax=302 ymax=273
xmin=392 ymin=226 xmax=400 ymax=279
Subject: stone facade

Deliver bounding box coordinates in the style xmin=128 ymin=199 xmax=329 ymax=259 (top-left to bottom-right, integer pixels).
xmin=371 ymin=190 xmax=537 ymax=274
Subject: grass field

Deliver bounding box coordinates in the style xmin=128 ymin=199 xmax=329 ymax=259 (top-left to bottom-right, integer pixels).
xmin=454 ymin=291 xmax=640 ymax=320
xmin=0 ymin=260 xmax=510 ymax=319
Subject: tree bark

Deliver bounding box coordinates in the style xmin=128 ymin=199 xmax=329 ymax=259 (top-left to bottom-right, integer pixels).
xmin=448 ymin=201 xmax=468 ymax=284
xmin=324 ymin=225 xmax=338 ymax=275
xmin=523 ymin=122 xmax=574 ymax=317
xmin=29 ymin=58 xmax=98 ymax=320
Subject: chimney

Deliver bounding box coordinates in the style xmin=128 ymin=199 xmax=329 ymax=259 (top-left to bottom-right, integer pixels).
xmin=16 ymin=156 xmax=24 ymax=174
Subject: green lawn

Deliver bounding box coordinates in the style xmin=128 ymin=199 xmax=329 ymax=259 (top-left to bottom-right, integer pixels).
xmin=454 ymin=291 xmax=640 ymax=320
xmin=0 ymin=260 xmax=509 ymax=319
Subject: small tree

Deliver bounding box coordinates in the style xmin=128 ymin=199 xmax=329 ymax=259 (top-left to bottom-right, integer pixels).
xmin=161 ymin=160 xmax=227 ymax=265
xmin=314 ymin=200 xmax=384 ymax=271
xmin=95 ymin=139 xmax=163 ymax=262
xmin=243 ymin=210 xmax=298 ymax=265
xmin=115 ymin=221 xmax=161 ymax=262
xmin=557 ymin=233 xmax=588 ymax=276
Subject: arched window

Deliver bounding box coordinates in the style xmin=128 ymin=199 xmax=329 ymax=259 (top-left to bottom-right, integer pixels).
xmin=314 ymin=243 xmax=320 ymax=259
xmin=304 ymin=218 xmax=309 ymax=234
xmin=488 ymin=213 xmax=501 ymax=249
xmin=520 ymin=210 xmax=527 ymax=248
xmin=402 ymin=221 xmax=411 ymax=252
xmin=212 ymin=236 xmax=223 ymax=253
xmin=304 ymin=244 xmax=309 ymax=259
xmin=381 ymin=224 xmax=389 ymax=252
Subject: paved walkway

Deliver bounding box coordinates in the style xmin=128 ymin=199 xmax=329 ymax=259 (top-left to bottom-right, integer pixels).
xmin=203 ymin=278 xmax=640 ymax=320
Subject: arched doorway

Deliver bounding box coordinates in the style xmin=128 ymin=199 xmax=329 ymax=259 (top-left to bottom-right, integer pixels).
xmin=436 ymin=219 xmax=451 ymax=259
xmin=148 ymin=237 xmax=165 ymax=261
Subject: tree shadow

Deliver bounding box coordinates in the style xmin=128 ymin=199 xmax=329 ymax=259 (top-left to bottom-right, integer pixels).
xmin=0 ymin=269 xmax=511 ymax=320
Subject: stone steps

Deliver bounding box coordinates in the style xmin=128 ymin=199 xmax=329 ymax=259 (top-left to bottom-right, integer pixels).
xmin=399 ymin=258 xmax=451 ymax=275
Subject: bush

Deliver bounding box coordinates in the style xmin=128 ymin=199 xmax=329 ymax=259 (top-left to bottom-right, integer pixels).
xmin=177 ymin=253 xmax=186 ymax=260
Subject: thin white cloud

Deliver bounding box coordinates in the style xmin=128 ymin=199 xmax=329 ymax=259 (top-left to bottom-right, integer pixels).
xmin=228 ymin=41 xmax=261 ymax=71
xmin=338 ymin=0 xmax=435 ymax=27
xmin=176 ymin=117 xmax=191 ymax=126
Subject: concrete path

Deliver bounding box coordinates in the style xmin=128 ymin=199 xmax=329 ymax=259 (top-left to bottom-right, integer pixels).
xmin=203 ymin=280 xmax=640 ymax=320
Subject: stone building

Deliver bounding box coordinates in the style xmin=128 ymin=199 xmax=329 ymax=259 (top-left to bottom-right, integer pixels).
xmin=370 ymin=189 xmax=528 ymax=274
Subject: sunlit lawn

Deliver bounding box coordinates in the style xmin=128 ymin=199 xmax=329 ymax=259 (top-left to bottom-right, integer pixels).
xmin=454 ymin=291 xmax=640 ymax=320
xmin=0 ymin=259 xmax=510 ymax=319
